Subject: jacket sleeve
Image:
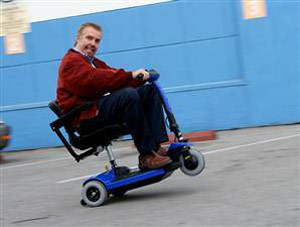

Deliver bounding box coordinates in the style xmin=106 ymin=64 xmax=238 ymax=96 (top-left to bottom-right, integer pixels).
xmin=95 ymin=59 xmax=144 ymax=88
xmin=60 ymin=55 xmax=136 ymax=98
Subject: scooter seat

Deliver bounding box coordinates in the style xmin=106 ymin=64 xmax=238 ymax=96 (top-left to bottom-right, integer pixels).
xmin=49 ymin=100 xmax=128 ymax=160
xmin=71 ymin=124 xmax=128 ymax=150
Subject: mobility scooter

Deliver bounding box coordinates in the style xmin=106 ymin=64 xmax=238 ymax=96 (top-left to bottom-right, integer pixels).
xmin=49 ymin=70 xmax=205 ymax=207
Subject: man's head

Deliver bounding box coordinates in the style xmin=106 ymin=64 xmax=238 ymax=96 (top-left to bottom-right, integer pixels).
xmin=75 ymin=23 xmax=102 ymax=58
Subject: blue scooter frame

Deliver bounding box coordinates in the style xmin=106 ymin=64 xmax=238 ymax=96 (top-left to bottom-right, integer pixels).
xmin=81 ymin=70 xmax=205 ymax=207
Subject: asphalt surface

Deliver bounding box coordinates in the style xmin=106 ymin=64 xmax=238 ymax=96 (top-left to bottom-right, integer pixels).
xmin=0 ymin=124 xmax=299 ymax=227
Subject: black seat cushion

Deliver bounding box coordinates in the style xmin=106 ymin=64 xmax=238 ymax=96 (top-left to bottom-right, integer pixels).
xmin=71 ymin=124 xmax=129 ymax=150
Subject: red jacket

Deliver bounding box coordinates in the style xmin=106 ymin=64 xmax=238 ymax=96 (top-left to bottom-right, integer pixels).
xmin=56 ymin=49 xmax=142 ymax=127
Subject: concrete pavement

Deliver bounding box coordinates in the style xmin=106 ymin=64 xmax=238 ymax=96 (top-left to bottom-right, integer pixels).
xmin=1 ymin=124 xmax=299 ymax=227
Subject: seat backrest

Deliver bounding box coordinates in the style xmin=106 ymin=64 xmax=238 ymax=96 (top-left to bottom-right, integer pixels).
xmin=48 ymin=100 xmax=62 ymax=117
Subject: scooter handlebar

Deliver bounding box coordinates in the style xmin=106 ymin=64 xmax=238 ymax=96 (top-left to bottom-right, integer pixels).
xmin=136 ymin=70 xmax=160 ymax=82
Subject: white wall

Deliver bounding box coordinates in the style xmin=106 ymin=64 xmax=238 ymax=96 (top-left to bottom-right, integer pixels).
xmin=16 ymin=0 xmax=172 ymax=22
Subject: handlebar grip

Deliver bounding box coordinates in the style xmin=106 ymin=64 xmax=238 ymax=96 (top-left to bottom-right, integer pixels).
xmin=148 ymin=70 xmax=160 ymax=82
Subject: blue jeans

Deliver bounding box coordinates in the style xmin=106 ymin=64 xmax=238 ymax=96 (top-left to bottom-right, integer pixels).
xmin=80 ymin=84 xmax=169 ymax=156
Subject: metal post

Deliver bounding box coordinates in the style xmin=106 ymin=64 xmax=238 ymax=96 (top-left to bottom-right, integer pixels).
xmin=106 ymin=145 xmax=117 ymax=169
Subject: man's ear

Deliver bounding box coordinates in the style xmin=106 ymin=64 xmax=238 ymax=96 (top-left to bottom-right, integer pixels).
xmin=74 ymin=36 xmax=81 ymax=47
xmin=74 ymin=35 xmax=81 ymax=47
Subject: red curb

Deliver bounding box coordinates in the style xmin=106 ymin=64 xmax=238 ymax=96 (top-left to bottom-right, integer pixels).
xmin=162 ymin=130 xmax=216 ymax=144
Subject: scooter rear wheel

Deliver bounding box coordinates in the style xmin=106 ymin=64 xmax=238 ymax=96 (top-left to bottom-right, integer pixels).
xmin=180 ymin=148 xmax=205 ymax=176
xmin=81 ymin=180 xmax=108 ymax=207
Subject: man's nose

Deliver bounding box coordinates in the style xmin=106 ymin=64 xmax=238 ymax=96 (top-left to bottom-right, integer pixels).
xmin=91 ymin=39 xmax=97 ymax=47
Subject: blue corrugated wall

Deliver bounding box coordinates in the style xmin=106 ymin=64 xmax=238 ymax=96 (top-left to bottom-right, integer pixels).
xmin=1 ymin=0 xmax=299 ymax=151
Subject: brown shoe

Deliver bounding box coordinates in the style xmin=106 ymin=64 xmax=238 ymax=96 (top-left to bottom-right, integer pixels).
xmin=156 ymin=146 xmax=168 ymax=156
xmin=139 ymin=151 xmax=172 ymax=170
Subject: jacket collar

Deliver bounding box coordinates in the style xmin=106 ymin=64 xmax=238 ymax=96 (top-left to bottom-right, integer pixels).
xmin=71 ymin=48 xmax=95 ymax=65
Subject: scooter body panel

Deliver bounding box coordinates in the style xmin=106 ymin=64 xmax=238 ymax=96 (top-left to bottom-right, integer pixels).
xmin=83 ymin=168 xmax=166 ymax=191
xmin=168 ymin=142 xmax=193 ymax=150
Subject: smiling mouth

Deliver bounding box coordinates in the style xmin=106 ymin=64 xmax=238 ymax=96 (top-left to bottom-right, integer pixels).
xmin=85 ymin=47 xmax=95 ymax=56
xmin=86 ymin=48 xmax=94 ymax=52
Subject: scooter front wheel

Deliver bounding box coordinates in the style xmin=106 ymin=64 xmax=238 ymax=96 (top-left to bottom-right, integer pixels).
xmin=81 ymin=180 xmax=108 ymax=207
xmin=180 ymin=148 xmax=205 ymax=176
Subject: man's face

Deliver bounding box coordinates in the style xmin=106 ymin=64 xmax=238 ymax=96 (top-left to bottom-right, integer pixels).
xmin=75 ymin=26 xmax=102 ymax=58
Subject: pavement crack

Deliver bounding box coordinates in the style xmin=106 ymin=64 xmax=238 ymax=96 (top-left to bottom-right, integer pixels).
xmin=11 ymin=216 xmax=49 ymax=224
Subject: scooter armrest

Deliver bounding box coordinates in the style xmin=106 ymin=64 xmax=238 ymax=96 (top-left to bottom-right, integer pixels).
xmin=50 ymin=102 xmax=93 ymax=130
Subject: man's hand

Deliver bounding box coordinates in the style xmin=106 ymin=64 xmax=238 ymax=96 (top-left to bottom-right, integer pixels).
xmin=132 ymin=69 xmax=150 ymax=81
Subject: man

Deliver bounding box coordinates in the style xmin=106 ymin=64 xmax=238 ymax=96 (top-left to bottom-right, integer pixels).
xmin=56 ymin=22 xmax=172 ymax=169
